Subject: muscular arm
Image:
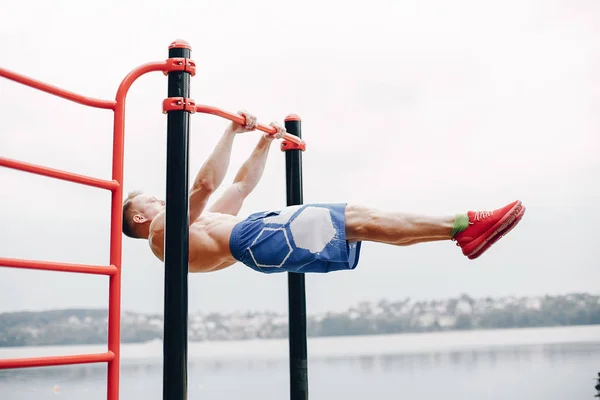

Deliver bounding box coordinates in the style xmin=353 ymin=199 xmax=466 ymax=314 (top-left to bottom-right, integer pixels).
xmin=189 ymin=112 xmax=257 ymax=223
xmin=234 ymin=136 xmax=273 ymax=194
xmin=209 ymin=122 xmax=286 ymax=216
xmin=208 ymin=136 xmax=274 ymax=215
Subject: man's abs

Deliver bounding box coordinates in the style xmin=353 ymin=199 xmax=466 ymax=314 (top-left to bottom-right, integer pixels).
xmin=188 ymin=212 xmax=242 ymax=272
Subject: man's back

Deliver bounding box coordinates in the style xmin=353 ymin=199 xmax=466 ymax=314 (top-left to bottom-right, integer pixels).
xmin=149 ymin=211 xmax=242 ymax=272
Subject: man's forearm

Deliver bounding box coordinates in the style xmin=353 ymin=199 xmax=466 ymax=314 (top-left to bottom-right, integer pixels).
xmin=233 ymin=137 xmax=273 ymax=195
xmin=192 ymin=127 xmax=236 ymax=191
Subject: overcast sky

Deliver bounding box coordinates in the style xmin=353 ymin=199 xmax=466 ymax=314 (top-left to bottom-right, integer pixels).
xmin=0 ymin=0 xmax=598 ymax=316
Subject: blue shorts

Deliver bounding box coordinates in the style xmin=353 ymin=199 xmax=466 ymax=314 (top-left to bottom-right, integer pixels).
xmin=229 ymin=203 xmax=362 ymax=274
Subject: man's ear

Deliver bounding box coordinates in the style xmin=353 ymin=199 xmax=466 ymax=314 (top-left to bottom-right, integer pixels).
xmin=133 ymin=214 xmax=147 ymax=224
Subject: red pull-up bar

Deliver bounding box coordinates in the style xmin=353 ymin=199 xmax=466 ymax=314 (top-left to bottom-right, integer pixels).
xmin=161 ymin=98 xmax=306 ymax=150
xmin=195 ymin=105 xmax=305 ymax=149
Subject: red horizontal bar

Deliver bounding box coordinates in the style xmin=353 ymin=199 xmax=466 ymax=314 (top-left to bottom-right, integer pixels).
xmin=0 ymin=67 xmax=116 ymax=110
xmin=195 ymin=105 xmax=305 ymax=146
xmin=0 ymin=351 xmax=115 ymax=370
xmin=0 ymin=157 xmax=119 ymax=191
xmin=0 ymin=257 xmax=117 ymax=276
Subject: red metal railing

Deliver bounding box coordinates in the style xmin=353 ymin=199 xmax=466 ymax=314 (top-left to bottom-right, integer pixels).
xmin=0 ymin=57 xmax=173 ymax=400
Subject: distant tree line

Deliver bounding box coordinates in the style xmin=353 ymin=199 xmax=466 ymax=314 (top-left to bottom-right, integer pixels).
xmin=1 ymin=293 xmax=599 ymax=347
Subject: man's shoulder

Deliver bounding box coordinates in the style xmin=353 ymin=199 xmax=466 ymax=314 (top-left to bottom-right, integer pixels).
xmin=148 ymin=213 xmax=165 ymax=261
xmin=149 ymin=210 xmax=165 ymax=232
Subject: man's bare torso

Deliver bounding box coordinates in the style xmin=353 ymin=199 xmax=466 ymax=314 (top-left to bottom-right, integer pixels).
xmin=148 ymin=210 xmax=243 ymax=272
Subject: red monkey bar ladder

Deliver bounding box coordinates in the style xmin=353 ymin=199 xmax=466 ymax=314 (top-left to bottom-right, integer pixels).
xmin=0 ymin=42 xmax=198 ymax=400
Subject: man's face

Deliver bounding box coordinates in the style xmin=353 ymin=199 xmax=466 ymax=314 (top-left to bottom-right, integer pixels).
xmin=131 ymin=194 xmax=165 ymax=222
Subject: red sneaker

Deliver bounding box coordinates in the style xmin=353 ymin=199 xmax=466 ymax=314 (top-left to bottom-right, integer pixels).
xmin=453 ymin=200 xmax=525 ymax=260
xmin=467 ymin=204 xmax=526 ymax=260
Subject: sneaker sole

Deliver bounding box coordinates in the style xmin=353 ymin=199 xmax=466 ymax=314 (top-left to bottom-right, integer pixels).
xmin=467 ymin=205 xmax=526 ymax=259
xmin=462 ymin=201 xmax=525 ymax=259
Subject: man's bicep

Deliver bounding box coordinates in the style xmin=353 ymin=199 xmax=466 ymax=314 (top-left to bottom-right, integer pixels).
xmin=208 ymin=183 xmax=246 ymax=216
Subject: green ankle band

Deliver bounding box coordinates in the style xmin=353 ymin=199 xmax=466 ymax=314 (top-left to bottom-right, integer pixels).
xmin=451 ymin=213 xmax=469 ymax=238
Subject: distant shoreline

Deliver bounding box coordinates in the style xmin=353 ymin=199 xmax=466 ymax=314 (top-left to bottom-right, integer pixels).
xmin=2 ymin=292 xmax=599 ymax=348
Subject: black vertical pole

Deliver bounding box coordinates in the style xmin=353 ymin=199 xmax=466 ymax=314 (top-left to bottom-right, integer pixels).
xmin=163 ymin=39 xmax=192 ymax=400
xmin=283 ymin=114 xmax=308 ymax=400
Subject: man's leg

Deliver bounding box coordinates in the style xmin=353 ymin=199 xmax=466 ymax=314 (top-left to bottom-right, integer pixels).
xmin=344 ymin=200 xmax=525 ymax=259
xmin=345 ymin=205 xmax=454 ymax=245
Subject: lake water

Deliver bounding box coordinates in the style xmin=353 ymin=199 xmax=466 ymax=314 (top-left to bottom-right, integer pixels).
xmin=1 ymin=325 xmax=599 ymax=399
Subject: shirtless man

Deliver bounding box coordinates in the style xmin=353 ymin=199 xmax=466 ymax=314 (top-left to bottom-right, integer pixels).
xmin=122 ymin=111 xmax=526 ymax=274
